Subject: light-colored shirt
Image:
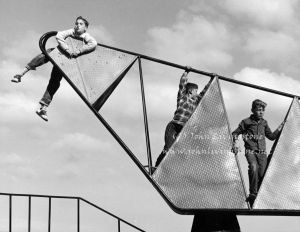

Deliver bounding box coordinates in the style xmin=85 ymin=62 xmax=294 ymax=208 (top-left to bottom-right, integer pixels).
xmin=56 ymin=28 xmax=97 ymax=54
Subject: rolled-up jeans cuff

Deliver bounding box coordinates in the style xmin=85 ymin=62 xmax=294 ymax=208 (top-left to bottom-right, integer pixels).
xmin=39 ymin=91 xmax=51 ymax=106
xmin=25 ymin=64 xmax=36 ymax=71
xmin=39 ymin=100 xmax=50 ymax=107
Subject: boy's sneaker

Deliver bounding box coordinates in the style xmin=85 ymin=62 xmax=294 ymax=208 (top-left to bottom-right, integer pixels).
xmin=247 ymin=194 xmax=256 ymax=208
xmin=36 ymin=108 xmax=48 ymax=121
xmin=11 ymin=75 xmax=22 ymax=83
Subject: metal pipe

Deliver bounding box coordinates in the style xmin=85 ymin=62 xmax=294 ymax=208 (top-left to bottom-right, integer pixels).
xmin=96 ymin=44 xmax=299 ymax=99
xmin=40 ymin=32 xmax=299 ymax=99
xmin=138 ymin=57 xmax=153 ymax=174
xmin=80 ymin=198 xmax=145 ymax=232
xmin=217 ymin=77 xmax=249 ymax=208
xmin=0 ymin=192 xmax=78 ymax=200
xmin=9 ymin=195 xmax=12 ymax=232
xmin=118 ymin=219 xmax=120 ymax=232
xmin=77 ymin=198 xmax=80 ymax=232
xmin=48 ymin=197 xmax=51 ymax=232
xmin=28 ymin=196 xmax=31 ymax=232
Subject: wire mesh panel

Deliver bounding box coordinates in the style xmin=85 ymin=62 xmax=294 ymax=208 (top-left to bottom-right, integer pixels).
xmin=254 ymin=98 xmax=300 ymax=209
xmin=48 ymin=37 xmax=137 ymax=105
xmin=153 ymin=78 xmax=248 ymax=209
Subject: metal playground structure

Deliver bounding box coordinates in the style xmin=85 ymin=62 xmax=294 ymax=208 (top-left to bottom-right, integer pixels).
xmin=37 ymin=31 xmax=300 ymax=217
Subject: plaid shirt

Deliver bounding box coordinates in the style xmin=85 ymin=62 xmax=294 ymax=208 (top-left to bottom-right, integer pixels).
xmin=232 ymin=114 xmax=280 ymax=151
xmin=172 ymin=72 xmax=210 ymax=126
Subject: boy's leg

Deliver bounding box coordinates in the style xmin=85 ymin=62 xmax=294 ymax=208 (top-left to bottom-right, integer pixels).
xmin=245 ymin=150 xmax=259 ymax=195
xmin=12 ymin=48 xmax=55 ymax=83
xmin=257 ymin=152 xmax=268 ymax=189
xmin=36 ymin=65 xmax=63 ymax=121
xmin=27 ymin=48 xmax=55 ymax=70
xmin=245 ymin=150 xmax=259 ymax=207
xmin=155 ymin=122 xmax=182 ymax=167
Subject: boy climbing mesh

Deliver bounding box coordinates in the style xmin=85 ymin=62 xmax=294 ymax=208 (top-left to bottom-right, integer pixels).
xmin=48 ymin=37 xmax=137 ymax=107
xmin=153 ymin=78 xmax=248 ymax=209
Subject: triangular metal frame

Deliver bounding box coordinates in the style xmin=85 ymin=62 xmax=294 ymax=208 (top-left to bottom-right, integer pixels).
xmin=39 ymin=31 xmax=300 ymax=215
xmin=92 ymin=57 xmax=137 ymax=111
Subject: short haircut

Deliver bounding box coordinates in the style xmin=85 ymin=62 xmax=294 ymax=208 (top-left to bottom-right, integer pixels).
xmin=186 ymin=82 xmax=198 ymax=92
xmin=251 ymin=99 xmax=267 ymax=111
xmin=76 ymin=16 xmax=89 ymax=27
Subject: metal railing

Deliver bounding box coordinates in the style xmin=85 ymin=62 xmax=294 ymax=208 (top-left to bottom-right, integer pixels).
xmin=0 ymin=192 xmax=145 ymax=232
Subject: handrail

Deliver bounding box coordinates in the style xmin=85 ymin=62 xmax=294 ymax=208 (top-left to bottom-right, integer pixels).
xmin=0 ymin=192 xmax=145 ymax=232
xmin=80 ymin=198 xmax=145 ymax=231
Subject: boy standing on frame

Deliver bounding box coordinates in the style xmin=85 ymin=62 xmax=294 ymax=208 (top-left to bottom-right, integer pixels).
xmin=232 ymin=99 xmax=284 ymax=207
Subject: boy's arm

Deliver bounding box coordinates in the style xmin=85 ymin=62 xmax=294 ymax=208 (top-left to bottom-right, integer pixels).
xmin=176 ymin=69 xmax=189 ymax=106
xmin=197 ymin=77 xmax=214 ymax=102
xmin=232 ymin=121 xmax=244 ymax=141
xmin=265 ymin=121 xmax=285 ymax=140
xmin=231 ymin=121 xmax=244 ymax=153
xmin=56 ymin=29 xmax=74 ymax=52
xmin=80 ymin=34 xmax=97 ymax=54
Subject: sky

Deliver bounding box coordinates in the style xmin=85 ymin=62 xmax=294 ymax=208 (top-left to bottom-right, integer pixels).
xmin=1 ymin=0 xmax=300 ymax=231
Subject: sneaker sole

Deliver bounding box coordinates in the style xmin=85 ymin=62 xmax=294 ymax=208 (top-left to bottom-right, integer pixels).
xmin=36 ymin=111 xmax=48 ymax=122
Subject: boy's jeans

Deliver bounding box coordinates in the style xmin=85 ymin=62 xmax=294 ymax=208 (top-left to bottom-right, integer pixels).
xmin=245 ymin=150 xmax=268 ymax=196
xmin=155 ymin=121 xmax=183 ymax=167
xmin=26 ymin=48 xmax=63 ymax=106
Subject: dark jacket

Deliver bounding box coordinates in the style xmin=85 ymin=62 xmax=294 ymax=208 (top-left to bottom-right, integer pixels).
xmin=232 ymin=114 xmax=280 ymax=151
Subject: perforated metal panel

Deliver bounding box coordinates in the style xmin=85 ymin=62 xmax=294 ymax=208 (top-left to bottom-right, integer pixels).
xmin=48 ymin=37 xmax=137 ymax=105
xmin=254 ymin=98 xmax=300 ymax=209
xmin=153 ymin=78 xmax=248 ymax=209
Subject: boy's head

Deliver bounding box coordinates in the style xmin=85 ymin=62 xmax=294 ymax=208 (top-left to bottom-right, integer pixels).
xmin=251 ymin=99 xmax=267 ymax=119
xmin=74 ymin=16 xmax=89 ymax=35
xmin=186 ymin=82 xmax=198 ymax=97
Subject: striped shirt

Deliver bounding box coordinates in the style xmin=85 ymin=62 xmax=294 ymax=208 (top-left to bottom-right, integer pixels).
xmin=172 ymin=72 xmax=210 ymax=126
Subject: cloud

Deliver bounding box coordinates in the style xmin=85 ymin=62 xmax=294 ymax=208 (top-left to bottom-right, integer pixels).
xmin=222 ymin=0 xmax=299 ymax=28
xmin=145 ymin=10 xmax=236 ymax=71
xmin=0 ymin=92 xmax=37 ymax=123
xmin=54 ymin=165 xmax=80 ymax=179
xmin=53 ymin=132 xmax=111 ymax=153
xmin=88 ymin=25 xmax=115 ymax=45
xmin=244 ymin=29 xmax=300 ymax=66
xmin=222 ymin=67 xmax=300 ymax=116
xmin=1 ymin=30 xmax=42 ymax=62
xmin=233 ymin=67 xmax=300 ymax=95
xmin=0 ymin=153 xmax=37 ymax=180
xmin=187 ymin=0 xmax=300 ymax=77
